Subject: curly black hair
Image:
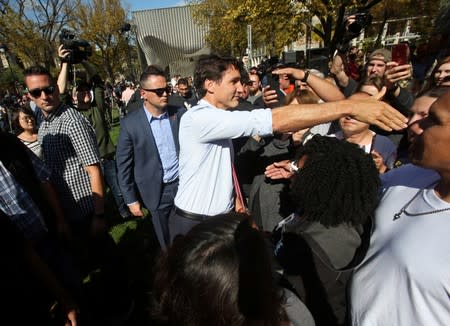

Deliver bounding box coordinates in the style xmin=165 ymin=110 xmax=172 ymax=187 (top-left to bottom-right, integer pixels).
xmin=290 ymin=135 xmax=380 ymax=227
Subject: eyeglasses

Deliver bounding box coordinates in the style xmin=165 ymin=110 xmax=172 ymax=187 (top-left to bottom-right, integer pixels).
xmin=142 ymin=87 xmax=170 ymax=97
xmin=20 ymin=116 xmax=35 ymax=122
xmin=28 ymin=86 xmax=56 ymax=98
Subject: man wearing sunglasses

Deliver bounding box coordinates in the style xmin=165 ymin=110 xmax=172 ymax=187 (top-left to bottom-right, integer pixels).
xmin=24 ymin=65 xmax=104 ymax=234
xmin=116 ymin=65 xmax=186 ymax=250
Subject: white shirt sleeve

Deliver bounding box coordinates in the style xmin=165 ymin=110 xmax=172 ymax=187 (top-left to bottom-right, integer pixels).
xmin=187 ymin=102 xmax=273 ymax=143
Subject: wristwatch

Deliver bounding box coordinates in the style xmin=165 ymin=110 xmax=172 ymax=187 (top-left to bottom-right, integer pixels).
xmin=388 ymin=82 xmax=400 ymax=94
xmin=300 ymin=70 xmax=310 ymax=83
xmin=289 ymin=160 xmax=299 ymax=173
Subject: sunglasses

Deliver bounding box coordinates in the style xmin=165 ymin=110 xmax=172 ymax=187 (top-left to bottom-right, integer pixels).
xmin=142 ymin=87 xmax=170 ymax=97
xmin=28 ymin=86 xmax=56 ymax=98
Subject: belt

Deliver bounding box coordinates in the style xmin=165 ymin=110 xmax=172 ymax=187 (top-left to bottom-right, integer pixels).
xmin=164 ymin=178 xmax=179 ymax=185
xmin=174 ymin=206 xmax=209 ymax=222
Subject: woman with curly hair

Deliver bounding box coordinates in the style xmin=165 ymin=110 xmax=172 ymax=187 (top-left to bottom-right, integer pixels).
xmin=266 ymin=135 xmax=380 ymax=326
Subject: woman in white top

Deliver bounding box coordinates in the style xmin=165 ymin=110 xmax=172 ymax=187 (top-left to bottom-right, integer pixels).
xmin=13 ymin=106 xmax=42 ymax=159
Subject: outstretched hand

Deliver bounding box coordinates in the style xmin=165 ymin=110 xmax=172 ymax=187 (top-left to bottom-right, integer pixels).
xmin=272 ymin=67 xmax=307 ymax=81
xmin=265 ymin=160 xmax=293 ymax=180
xmin=349 ymin=87 xmax=408 ymax=131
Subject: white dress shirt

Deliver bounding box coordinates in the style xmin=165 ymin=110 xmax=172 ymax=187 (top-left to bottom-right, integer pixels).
xmin=174 ymin=99 xmax=272 ymax=215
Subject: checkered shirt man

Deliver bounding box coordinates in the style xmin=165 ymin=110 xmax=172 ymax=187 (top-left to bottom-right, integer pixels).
xmin=39 ymin=104 xmax=100 ymax=222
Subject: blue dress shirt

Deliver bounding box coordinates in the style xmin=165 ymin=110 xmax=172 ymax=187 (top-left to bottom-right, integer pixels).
xmin=144 ymin=108 xmax=179 ymax=183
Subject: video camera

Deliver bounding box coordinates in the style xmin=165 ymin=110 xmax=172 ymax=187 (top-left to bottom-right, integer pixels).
xmin=336 ymin=10 xmax=373 ymax=54
xmin=59 ymin=29 xmax=92 ymax=64
xmin=348 ymin=11 xmax=373 ymax=35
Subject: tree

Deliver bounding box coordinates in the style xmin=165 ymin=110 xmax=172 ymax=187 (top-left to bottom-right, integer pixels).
xmin=0 ymin=0 xmax=80 ymax=69
xmin=190 ymin=0 xmax=441 ymax=59
xmin=0 ymin=63 xmax=23 ymax=94
xmin=68 ymin=0 xmax=131 ymax=82
xmin=368 ymin=0 xmax=440 ymax=47
xmin=190 ymin=0 xmax=303 ymax=57
xmin=435 ymin=1 xmax=450 ymax=35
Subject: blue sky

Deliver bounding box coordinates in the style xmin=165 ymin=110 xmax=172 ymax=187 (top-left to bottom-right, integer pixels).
xmin=124 ymin=0 xmax=186 ymax=12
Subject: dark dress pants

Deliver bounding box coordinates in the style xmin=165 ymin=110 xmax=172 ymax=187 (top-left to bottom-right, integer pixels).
xmin=150 ymin=180 xmax=178 ymax=250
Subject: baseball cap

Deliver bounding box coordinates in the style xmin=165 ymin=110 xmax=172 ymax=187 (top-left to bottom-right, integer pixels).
xmin=368 ymin=48 xmax=392 ymax=63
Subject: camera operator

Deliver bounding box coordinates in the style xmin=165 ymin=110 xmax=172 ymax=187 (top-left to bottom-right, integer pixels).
xmin=57 ymin=45 xmax=131 ymax=220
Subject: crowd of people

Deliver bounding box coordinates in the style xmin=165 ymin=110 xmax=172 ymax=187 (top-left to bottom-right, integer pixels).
xmin=1 ymin=23 xmax=450 ymax=326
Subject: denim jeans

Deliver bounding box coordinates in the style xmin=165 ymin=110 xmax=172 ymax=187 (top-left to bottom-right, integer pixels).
xmin=101 ymin=159 xmax=129 ymax=218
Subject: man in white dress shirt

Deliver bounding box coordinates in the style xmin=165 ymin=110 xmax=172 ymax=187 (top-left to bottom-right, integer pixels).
xmin=169 ymin=54 xmax=407 ymax=240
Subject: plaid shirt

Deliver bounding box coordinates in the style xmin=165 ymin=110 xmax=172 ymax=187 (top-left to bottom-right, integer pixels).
xmin=0 ymin=153 xmax=49 ymax=241
xmin=39 ymin=104 xmax=100 ymax=222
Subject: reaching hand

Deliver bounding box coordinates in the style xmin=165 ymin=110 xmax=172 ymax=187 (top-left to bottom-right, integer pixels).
xmin=265 ymin=160 xmax=293 ymax=180
xmin=348 ymin=87 xmax=408 ymax=131
xmin=272 ymin=67 xmax=307 ymax=81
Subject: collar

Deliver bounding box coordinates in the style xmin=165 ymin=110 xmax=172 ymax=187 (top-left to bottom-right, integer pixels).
xmin=143 ymin=106 xmax=169 ymax=123
xmin=42 ymin=104 xmax=66 ymax=123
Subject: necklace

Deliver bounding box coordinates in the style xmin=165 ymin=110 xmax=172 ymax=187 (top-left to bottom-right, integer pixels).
xmin=393 ymin=182 xmax=450 ymax=220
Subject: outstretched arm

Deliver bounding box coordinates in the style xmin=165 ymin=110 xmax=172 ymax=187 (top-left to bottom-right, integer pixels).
xmin=273 ymin=67 xmax=345 ymax=102
xmin=264 ymin=160 xmax=294 ymax=180
xmin=271 ymin=87 xmax=407 ymax=133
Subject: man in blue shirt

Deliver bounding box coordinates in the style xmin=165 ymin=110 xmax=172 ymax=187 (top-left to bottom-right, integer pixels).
xmin=116 ymin=65 xmax=185 ymax=249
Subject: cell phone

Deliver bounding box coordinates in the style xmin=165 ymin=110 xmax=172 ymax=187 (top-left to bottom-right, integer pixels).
xmin=267 ymin=71 xmax=280 ymax=91
xmin=391 ymin=43 xmax=409 ymax=65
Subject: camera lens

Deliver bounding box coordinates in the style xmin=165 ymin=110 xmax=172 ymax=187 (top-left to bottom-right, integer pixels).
xmin=348 ymin=22 xmax=362 ymax=34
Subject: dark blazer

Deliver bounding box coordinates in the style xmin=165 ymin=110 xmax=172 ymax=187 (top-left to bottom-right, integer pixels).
xmin=116 ymin=105 xmax=185 ymax=211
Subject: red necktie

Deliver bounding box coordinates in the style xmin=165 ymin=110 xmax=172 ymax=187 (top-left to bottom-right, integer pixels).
xmin=232 ymin=163 xmax=247 ymax=213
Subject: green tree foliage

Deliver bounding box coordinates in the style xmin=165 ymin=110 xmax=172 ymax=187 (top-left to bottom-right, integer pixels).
xmin=291 ymin=0 xmax=385 ymax=55
xmin=68 ymin=0 xmax=132 ymax=82
xmin=435 ymin=1 xmax=450 ymax=35
xmin=190 ymin=0 xmax=441 ymax=57
xmin=0 ymin=63 xmax=23 ymax=94
xmin=0 ymin=0 xmax=134 ymax=82
xmin=190 ymin=0 xmax=303 ymax=57
xmin=0 ymin=0 xmax=79 ymax=69
xmin=368 ymin=0 xmax=440 ymax=46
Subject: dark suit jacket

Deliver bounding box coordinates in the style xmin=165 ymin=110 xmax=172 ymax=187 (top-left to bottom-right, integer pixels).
xmin=116 ymin=105 xmax=185 ymax=211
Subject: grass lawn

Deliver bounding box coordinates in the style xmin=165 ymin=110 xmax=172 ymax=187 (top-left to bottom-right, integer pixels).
xmin=82 ymin=107 xmax=160 ymax=325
